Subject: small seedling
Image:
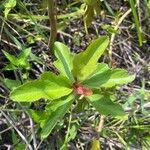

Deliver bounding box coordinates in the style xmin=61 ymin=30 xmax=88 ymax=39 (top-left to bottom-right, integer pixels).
xmin=10 ymin=36 xmax=135 ymax=138
xmin=2 ymin=48 xmax=31 ymax=70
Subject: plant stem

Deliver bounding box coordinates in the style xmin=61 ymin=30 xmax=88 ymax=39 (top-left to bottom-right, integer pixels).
xmin=60 ymin=112 xmax=72 ymax=150
xmin=47 ymin=0 xmax=57 ymax=55
xmin=79 ymin=95 xmax=84 ymax=100
xmin=129 ymin=0 xmax=143 ymax=46
xmin=109 ymin=8 xmax=132 ymax=65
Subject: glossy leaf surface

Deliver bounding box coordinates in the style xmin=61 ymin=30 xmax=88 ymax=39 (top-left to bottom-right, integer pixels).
xmin=18 ymin=48 xmax=31 ymax=66
xmin=82 ymin=63 xmax=111 ymax=88
xmin=40 ymin=71 xmax=71 ymax=87
xmin=2 ymin=50 xmax=17 ymax=65
xmin=41 ymin=94 xmax=74 ymax=138
xmin=101 ymin=69 xmax=135 ymax=88
xmin=73 ymin=36 xmax=109 ymax=81
xmin=10 ymin=80 xmax=72 ymax=102
xmin=54 ymin=42 xmax=74 ymax=82
xmin=87 ymin=94 xmax=125 ymax=116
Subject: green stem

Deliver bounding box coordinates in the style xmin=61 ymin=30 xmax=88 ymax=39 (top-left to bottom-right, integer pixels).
xmin=129 ymin=0 xmax=143 ymax=46
xmin=109 ymin=8 xmax=132 ymax=65
xmin=47 ymin=0 xmax=57 ymax=55
xmin=60 ymin=113 xmax=72 ymax=150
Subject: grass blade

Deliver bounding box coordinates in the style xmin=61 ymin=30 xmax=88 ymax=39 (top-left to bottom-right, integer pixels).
xmin=129 ymin=0 xmax=143 ymax=46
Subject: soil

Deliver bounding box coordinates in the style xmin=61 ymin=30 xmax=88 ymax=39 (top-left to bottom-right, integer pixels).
xmin=0 ymin=0 xmax=150 ymax=149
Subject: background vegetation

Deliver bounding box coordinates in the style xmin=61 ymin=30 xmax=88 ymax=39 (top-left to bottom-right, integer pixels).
xmin=0 ymin=0 xmax=150 ymax=149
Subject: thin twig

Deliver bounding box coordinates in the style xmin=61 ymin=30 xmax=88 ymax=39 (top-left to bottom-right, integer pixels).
xmin=0 ymin=110 xmax=33 ymax=150
xmin=36 ymin=139 xmax=44 ymax=150
xmin=29 ymin=117 xmax=37 ymax=149
xmin=1 ymin=39 xmax=19 ymax=48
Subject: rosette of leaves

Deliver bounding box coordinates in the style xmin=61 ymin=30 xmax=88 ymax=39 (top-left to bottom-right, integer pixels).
xmin=10 ymin=36 xmax=135 ymax=138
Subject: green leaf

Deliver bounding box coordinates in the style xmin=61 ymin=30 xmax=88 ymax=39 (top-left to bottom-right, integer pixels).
xmin=148 ymin=0 xmax=150 ymax=10
xmin=18 ymin=48 xmax=31 ymax=66
xmin=40 ymin=71 xmax=71 ymax=87
xmin=41 ymin=94 xmax=74 ymax=139
xmin=54 ymin=59 xmax=65 ymax=75
xmin=4 ymin=0 xmax=17 ymax=18
xmin=4 ymin=28 xmax=22 ymax=50
xmin=2 ymin=50 xmax=18 ymax=65
xmin=12 ymin=129 xmax=26 ymax=150
xmin=101 ymin=24 xmax=118 ymax=34
xmin=93 ymin=1 xmax=101 ymax=15
xmin=101 ymin=69 xmax=135 ymax=88
xmin=73 ymin=36 xmax=109 ymax=81
xmin=90 ymin=139 xmax=100 ymax=150
xmin=84 ymin=1 xmax=101 ymax=32
xmin=129 ymin=0 xmax=143 ymax=46
xmin=103 ymin=0 xmax=114 ymax=16
xmin=82 ymin=63 xmax=111 ymax=88
xmin=85 ymin=0 xmax=97 ymax=5
xmin=29 ymin=109 xmax=48 ymax=127
xmin=84 ymin=5 xmax=94 ymax=28
xmin=30 ymin=53 xmax=43 ymax=64
xmin=2 ymin=48 xmax=31 ymax=70
xmin=87 ymin=94 xmax=125 ymax=116
xmin=27 ymin=36 xmax=35 ymax=44
xmin=3 ymin=78 xmax=21 ymax=90
xmin=4 ymin=63 xmax=17 ymax=70
xmin=54 ymin=42 xmax=74 ymax=82
xmin=5 ymin=0 xmax=16 ymax=8
xmin=10 ymin=80 xmax=72 ymax=102
xmin=67 ymin=124 xmax=78 ymax=141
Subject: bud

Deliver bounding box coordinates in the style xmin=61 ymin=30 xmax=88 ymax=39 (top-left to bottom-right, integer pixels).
xmin=73 ymin=83 xmax=93 ymax=96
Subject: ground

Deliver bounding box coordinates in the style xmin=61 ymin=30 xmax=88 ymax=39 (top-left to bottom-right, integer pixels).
xmin=0 ymin=0 xmax=150 ymax=150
